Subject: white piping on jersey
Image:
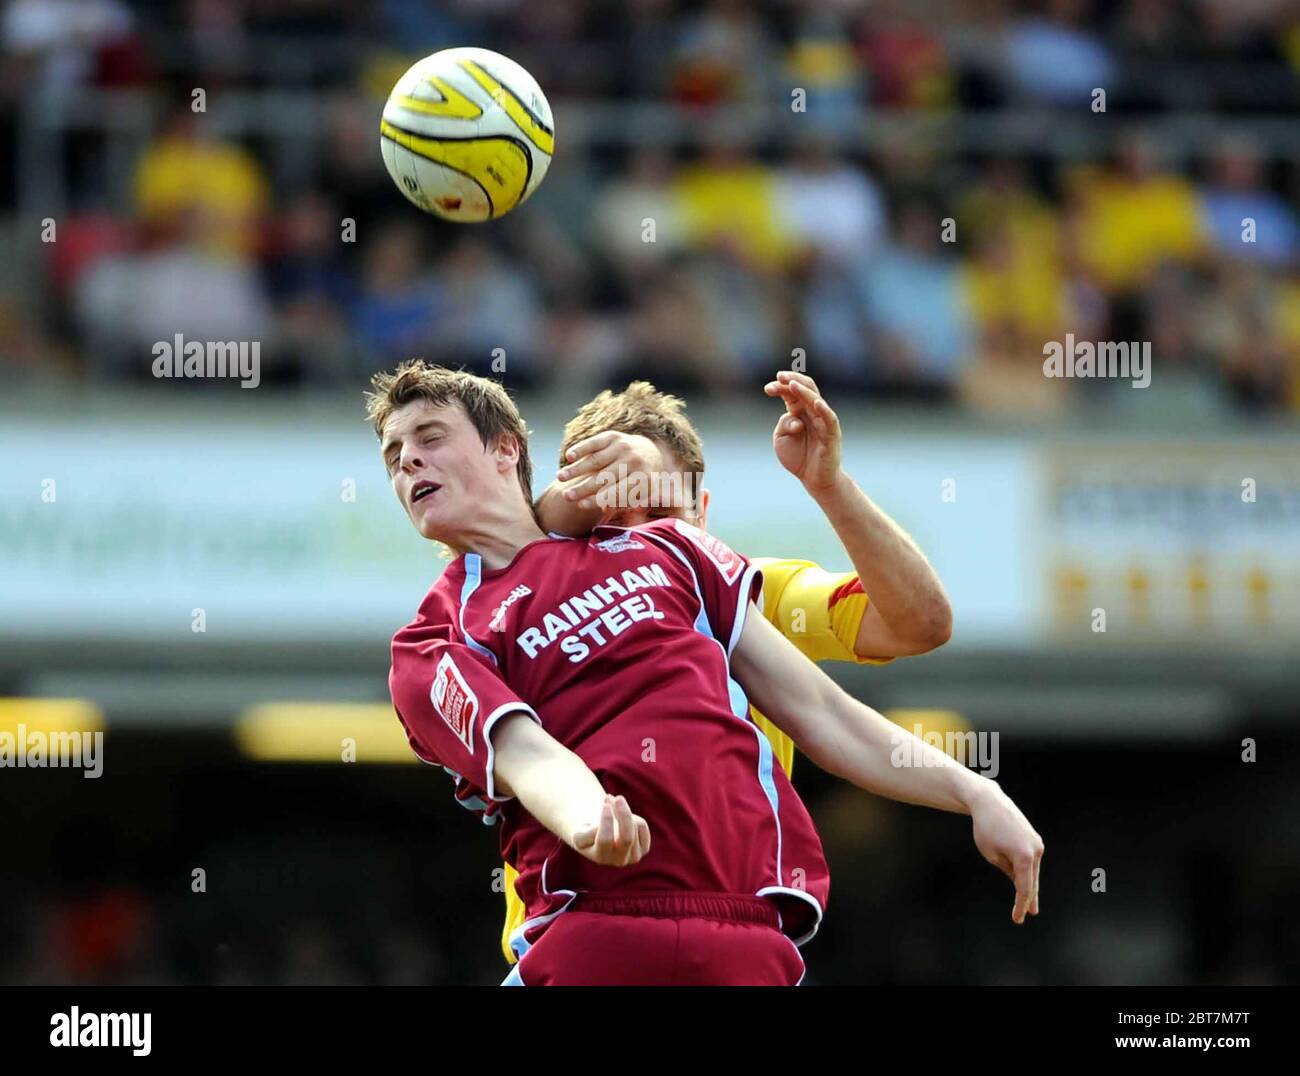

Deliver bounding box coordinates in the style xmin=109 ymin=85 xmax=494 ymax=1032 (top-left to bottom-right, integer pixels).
xmin=637 ymin=527 xmax=823 ymax=942
xmin=725 ymin=563 xmax=756 ymax=657
xmin=481 ymin=701 xmax=542 ymax=804
xmin=437 ymin=764 xmax=501 ymax=826
xmin=460 ymin=540 xmax=571 ymax=967
xmin=456 ymin=555 xmax=545 ymax=809
xmin=459 ymin=553 xmax=499 ymax=666
xmin=507 ymin=852 xmax=578 ymax=963
xmin=399 ymin=737 xmax=501 ymax=824
xmin=638 ymin=529 xmax=756 ymax=725
xmin=756 ymin=885 xmax=823 ymax=945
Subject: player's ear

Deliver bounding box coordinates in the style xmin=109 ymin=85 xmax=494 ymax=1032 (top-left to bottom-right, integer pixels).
xmin=494 ymin=432 xmax=521 ymax=472
xmin=694 ymin=487 xmax=710 ymax=529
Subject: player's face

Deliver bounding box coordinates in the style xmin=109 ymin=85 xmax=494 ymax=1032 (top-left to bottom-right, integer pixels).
xmin=381 ymin=399 xmax=509 ymax=541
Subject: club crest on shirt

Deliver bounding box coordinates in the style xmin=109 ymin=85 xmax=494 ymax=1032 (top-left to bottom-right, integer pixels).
xmin=672 ymin=518 xmax=743 ymax=584
xmin=431 ymin=653 xmax=478 ymax=753
xmin=595 ymin=533 xmax=645 ymax=553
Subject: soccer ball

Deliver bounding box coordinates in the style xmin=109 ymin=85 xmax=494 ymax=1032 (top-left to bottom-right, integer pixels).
xmin=380 ymin=47 xmax=554 ymax=223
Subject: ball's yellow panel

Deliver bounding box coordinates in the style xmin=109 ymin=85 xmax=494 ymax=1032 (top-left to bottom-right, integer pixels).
xmin=379 ymin=47 xmax=553 ymax=222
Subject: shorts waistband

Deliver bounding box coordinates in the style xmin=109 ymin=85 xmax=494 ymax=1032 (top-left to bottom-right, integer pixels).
xmin=571 ymin=892 xmax=781 ymax=927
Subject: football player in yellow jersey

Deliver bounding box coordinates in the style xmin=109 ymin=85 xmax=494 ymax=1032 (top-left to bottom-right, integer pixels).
xmin=495 ymin=370 xmax=953 ymax=963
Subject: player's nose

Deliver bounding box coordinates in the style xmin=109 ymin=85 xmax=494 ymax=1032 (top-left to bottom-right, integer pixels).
xmin=398 ymin=443 xmax=425 ymax=474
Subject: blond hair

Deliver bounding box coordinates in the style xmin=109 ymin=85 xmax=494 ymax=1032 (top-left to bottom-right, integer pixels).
xmin=561 ymin=382 xmax=705 ymax=481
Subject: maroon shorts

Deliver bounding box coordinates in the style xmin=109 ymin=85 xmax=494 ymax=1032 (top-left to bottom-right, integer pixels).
xmin=504 ymin=893 xmax=806 ymax=986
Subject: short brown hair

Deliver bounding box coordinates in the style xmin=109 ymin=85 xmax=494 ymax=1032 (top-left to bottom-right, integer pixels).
xmin=561 ymin=381 xmax=705 ymax=482
xmin=365 ymin=360 xmax=533 ymax=503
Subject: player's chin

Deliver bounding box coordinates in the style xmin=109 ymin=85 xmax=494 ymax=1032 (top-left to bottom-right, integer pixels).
xmin=411 ymin=499 xmax=450 ymax=541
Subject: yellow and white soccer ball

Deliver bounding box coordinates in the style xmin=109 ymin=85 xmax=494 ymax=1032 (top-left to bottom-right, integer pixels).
xmin=380 ymin=47 xmax=554 ymax=222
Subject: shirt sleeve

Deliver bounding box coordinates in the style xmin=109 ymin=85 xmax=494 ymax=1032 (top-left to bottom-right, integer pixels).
xmin=389 ymin=628 xmax=542 ymax=813
xmin=641 ymin=518 xmax=763 ymax=656
xmin=753 ymin=557 xmax=894 ymax=665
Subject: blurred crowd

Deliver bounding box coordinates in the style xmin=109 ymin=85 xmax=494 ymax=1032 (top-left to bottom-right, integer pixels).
xmin=0 ymin=0 xmax=1298 ymax=419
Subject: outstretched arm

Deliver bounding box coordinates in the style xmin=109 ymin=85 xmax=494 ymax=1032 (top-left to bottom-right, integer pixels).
xmin=766 ymin=371 xmax=952 ymax=658
xmin=731 ymin=609 xmax=1043 ymax=923
xmin=492 ymin=712 xmax=650 ymax=867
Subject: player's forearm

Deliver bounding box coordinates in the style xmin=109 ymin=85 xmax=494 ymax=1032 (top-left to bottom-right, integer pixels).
xmin=817 ymin=689 xmax=988 ymax=815
xmin=534 ymin=481 xmax=602 ymax=537
xmin=491 ymin=712 xmax=609 ymax=847
xmin=740 ymin=626 xmax=981 ymax=814
xmin=810 ymin=470 xmax=952 ymax=653
xmin=734 ymin=611 xmax=977 ymax=813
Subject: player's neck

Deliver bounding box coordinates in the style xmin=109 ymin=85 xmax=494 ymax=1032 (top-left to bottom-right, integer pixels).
xmin=452 ymin=504 xmax=547 ymax=571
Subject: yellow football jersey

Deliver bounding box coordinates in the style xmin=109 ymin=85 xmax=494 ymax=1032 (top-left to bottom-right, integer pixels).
xmin=498 ymin=556 xmax=890 ymax=964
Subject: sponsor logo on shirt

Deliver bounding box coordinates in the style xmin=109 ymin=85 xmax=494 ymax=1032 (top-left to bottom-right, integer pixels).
xmin=673 ymin=518 xmax=744 ymax=585
xmin=516 ymin=563 xmax=671 ymax=664
xmin=595 ymin=533 xmax=645 ymax=553
xmin=489 ymin=584 xmax=532 ymax=632
xmin=431 ymin=653 xmax=478 ymax=753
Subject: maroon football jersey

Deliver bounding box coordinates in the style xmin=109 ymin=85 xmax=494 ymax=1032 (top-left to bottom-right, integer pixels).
xmin=388 ymin=517 xmax=830 ymax=959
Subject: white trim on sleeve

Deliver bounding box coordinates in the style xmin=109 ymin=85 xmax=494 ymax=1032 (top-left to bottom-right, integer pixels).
xmin=482 ymin=702 xmax=543 ymax=804
xmin=726 ymin=562 xmax=763 ymax=659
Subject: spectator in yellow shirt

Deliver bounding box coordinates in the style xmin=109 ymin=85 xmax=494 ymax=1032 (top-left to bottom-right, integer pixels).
xmin=133 ymin=107 xmax=269 ymax=260
xmin=1066 ymin=132 xmax=1206 ymax=293
xmin=958 ymin=160 xmax=1067 ymax=346
xmin=672 ymin=136 xmax=794 ymax=272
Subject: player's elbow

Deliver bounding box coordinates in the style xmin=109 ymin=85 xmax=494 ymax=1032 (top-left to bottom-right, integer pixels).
xmin=902 ymin=594 xmax=953 ymax=654
xmin=851 ymin=597 xmax=952 ymax=659
xmin=922 ymin=598 xmax=953 ymax=650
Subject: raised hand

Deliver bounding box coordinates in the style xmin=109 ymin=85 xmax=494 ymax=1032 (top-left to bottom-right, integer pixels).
xmin=764 ymin=371 xmax=843 ymax=494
